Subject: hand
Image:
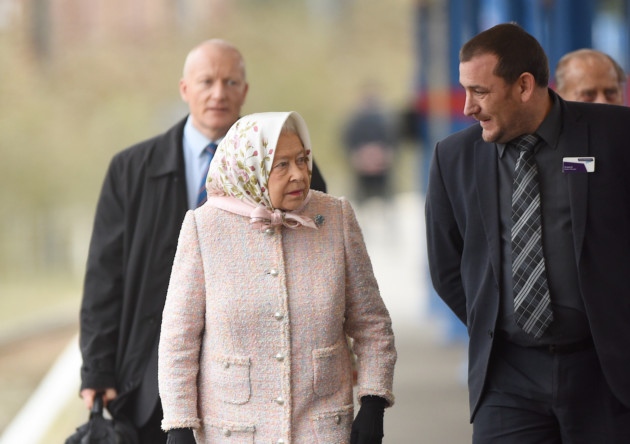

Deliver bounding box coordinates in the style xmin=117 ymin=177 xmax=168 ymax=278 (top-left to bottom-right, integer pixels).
xmin=350 ymin=396 xmax=387 ymax=444
xmin=80 ymin=387 xmax=118 ymax=409
xmin=167 ymin=428 xmax=196 ymax=444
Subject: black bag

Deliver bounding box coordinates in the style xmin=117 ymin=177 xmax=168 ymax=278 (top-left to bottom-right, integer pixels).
xmin=65 ymin=395 xmax=139 ymax=444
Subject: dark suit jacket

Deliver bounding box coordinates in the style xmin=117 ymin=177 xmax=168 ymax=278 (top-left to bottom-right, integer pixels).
xmin=79 ymin=116 xmax=327 ymax=426
xmin=425 ymin=91 xmax=630 ymax=420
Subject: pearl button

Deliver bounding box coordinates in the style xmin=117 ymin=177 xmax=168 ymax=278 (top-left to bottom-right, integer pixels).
xmin=274 ymin=396 xmax=285 ymax=405
xmin=267 ymin=268 xmax=279 ymax=276
xmin=223 ymin=362 xmax=230 ymax=369
xmin=274 ymin=312 xmax=284 ymax=321
xmin=277 ymin=440 xmax=285 ymax=444
xmin=223 ymin=429 xmax=231 ymax=437
xmin=275 ymin=353 xmax=285 ymax=361
xmin=334 ymin=414 xmax=341 ymax=424
xmin=265 ymin=228 xmax=275 ymax=235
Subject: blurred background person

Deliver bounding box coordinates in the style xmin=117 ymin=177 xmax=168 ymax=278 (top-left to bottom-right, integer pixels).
xmin=341 ymin=82 xmax=398 ymax=206
xmin=77 ymin=39 xmax=327 ymax=444
xmin=159 ymin=111 xmax=396 ymax=444
xmin=555 ymin=48 xmax=626 ymax=105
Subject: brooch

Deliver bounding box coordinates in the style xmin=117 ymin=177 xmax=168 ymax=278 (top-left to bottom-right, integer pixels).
xmin=314 ymin=214 xmax=325 ymax=227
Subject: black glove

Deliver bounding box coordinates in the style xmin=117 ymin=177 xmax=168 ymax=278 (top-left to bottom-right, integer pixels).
xmin=166 ymin=428 xmax=196 ymax=444
xmin=350 ymin=395 xmax=388 ymax=444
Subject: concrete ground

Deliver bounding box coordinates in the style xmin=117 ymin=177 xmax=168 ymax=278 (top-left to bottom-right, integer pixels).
xmin=355 ymin=193 xmax=472 ymax=443
xmin=383 ymin=323 xmax=471 ymax=443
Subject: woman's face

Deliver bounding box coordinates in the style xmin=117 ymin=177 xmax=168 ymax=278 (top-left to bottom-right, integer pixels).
xmin=268 ymin=132 xmax=310 ymax=211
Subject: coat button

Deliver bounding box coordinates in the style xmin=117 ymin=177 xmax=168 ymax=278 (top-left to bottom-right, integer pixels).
xmin=274 ymin=312 xmax=284 ymax=321
xmin=277 ymin=440 xmax=285 ymax=444
xmin=267 ymin=268 xmax=279 ymax=276
xmin=223 ymin=429 xmax=231 ymax=437
xmin=223 ymin=362 xmax=230 ymax=369
xmin=334 ymin=415 xmax=341 ymax=424
xmin=274 ymin=396 xmax=285 ymax=405
xmin=275 ymin=353 xmax=285 ymax=361
xmin=264 ymin=228 xmax=275 ymax=236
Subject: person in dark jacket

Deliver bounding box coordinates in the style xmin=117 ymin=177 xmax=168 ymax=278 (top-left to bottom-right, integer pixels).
xmin=78 ymin=39 xmax=327 ymax=444
xmin=342 ymin=82 xmax=398 ymax=204
xmin=426 ymin=23 xmax=630 ymax=443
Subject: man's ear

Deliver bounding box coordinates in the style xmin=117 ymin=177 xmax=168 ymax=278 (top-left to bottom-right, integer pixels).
xmin=179 ymin=78 xmax=188 ymax=103
xmin=518 ymin=72 xmax=536 ymax=102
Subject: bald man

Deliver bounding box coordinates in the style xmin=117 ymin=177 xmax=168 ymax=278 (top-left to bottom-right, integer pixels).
xmin=555 ymin=48 xmax=626 ymax=105
xmin=78 ymin=39 xmax=327 ymax=443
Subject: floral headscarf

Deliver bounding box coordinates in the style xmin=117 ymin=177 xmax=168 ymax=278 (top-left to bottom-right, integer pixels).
xmin=205 ymin=111 xmax=318 ymax=229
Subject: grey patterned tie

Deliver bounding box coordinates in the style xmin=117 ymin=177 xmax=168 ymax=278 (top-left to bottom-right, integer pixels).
xmin=511 ymin=134 xmax=553 ymax=338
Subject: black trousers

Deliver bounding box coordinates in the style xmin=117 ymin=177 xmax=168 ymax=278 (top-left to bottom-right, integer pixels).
xmin=473 ymin=340 xmax=630 ymax=444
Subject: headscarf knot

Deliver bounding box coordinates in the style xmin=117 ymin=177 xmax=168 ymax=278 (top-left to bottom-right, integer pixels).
xmin=250 ymin=205 xmax=317 ymax=230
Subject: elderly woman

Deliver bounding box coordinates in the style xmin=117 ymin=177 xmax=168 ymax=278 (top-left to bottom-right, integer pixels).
xmin=158 ymin=111 xmax=396 ymax=444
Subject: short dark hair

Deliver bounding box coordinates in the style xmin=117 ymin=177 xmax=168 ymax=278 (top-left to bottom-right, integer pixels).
xmin=460 ymin=23 xmax=549 ymax=87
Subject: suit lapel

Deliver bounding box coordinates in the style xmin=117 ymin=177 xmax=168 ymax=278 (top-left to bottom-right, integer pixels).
xmin=559 ymin=105 xmax=589 ymax=260
xmin=475 ymin=139 xmax=501 ymax=285
xmin=148 ymin=117 xmax=189 ymax=215
xmin=150 ymin=117 xmax=187 ymax=179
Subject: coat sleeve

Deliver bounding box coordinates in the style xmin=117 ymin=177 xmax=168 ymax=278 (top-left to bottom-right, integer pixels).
xmin=425 ymin=142 xmax=467 ymax=324
xmin=79 ymin=156 xmax=126 ymax=390
xmin=158 ymin=210 xmax=206 ymax=431
xmin=340 ymin=198 xmax=397 ymax=406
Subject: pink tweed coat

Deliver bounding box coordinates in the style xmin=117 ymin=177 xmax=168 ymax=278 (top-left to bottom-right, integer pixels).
xmin=158 ymin=190 xmax=396 ymax=443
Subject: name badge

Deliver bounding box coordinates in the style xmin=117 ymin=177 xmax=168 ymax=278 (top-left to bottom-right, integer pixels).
xmin=562 ymin=157 xmax=595 ymax=173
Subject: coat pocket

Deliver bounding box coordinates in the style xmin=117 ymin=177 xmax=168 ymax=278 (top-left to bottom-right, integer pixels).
xmin=211 ymin=354 xmax=251 ymax=405
xmin=310 ymin=404 xmax=353 ymax=444
xmin=202 ymin=417 xmax=255 ymax=444
xmin=312 ymin=340 xmax=344 ymax=397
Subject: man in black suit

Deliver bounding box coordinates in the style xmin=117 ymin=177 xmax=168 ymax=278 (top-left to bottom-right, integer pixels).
xmin=425 ymin=23 xmax=630 ymax=443
xmin=78 ymin=39 xmax=327 ymax=444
